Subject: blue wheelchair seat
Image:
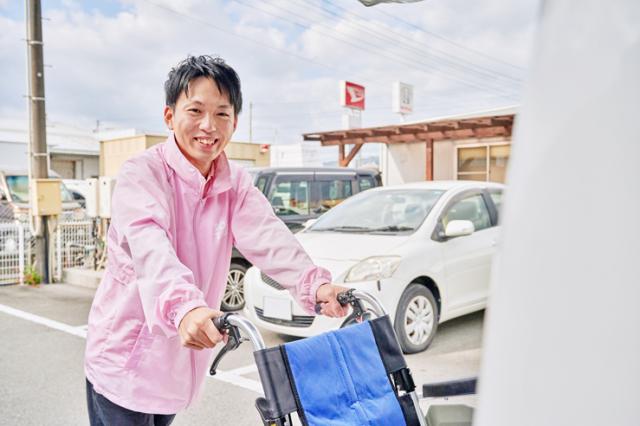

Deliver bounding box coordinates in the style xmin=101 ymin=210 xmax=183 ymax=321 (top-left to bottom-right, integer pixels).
xmin=253 ymin=316 xmax=421 ymax=426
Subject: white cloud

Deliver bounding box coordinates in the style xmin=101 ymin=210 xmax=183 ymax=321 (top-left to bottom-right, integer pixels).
xmin=0 ymin=0 xmax=540 ymax=145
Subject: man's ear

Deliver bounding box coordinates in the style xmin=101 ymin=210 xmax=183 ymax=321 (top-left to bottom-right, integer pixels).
xmin=233 ymin=115 xmax=238 ymax=131
xmin=163 ymin=106 xmax=174 ymax=130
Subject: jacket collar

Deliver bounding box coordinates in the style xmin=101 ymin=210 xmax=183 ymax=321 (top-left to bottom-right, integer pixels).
xmin=164 ymin=133 xmax=232 ymax=197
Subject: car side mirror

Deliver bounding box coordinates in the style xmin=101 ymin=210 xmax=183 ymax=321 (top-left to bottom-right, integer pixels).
xmin=444 ymin=220 xmax=475 ymax=238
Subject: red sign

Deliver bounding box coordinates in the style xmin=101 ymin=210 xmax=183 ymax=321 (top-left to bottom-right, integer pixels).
xmin=340 ymin=81 xmax=365 ymax=110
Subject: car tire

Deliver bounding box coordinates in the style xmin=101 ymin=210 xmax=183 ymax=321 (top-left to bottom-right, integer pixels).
xmin=394 ymin=283 xmax=439 ymax=354
xmin=221 ymin=262 xmax=248 ymax=311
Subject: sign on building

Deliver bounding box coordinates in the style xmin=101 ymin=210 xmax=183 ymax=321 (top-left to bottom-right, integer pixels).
xmin=340 ymin=81 xmax=365 ymax=110
xmin=392 ymin=81 xmax=414 ymax=115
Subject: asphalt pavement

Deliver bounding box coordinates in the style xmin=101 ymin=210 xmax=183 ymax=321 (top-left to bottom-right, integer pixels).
xmin=0 ymin=283 xmax=483 ymax=426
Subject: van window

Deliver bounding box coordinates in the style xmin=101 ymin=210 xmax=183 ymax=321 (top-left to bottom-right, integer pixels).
xmin=311 ymin=178 xmax=353 ymax=214
xmin=270 ymin=177 xmax=311 ymax=216
xmin=358 ymin=176 xmax=375 ymax=192
xmin=255 ymin=176 xmax=269 ymax=195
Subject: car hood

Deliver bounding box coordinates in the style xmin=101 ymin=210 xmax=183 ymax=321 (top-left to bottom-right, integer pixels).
xmin=295 ymin=231 xmax=409 ymax=278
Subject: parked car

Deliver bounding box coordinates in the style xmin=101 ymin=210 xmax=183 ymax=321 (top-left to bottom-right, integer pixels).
xmin=243 ymin=180 xmax=504 ymax=353
xmin=0 ymin=170 xmax=84 ymax=222
xmin=63 ymin=179 xmax=91 ymax=209
xmin=222 ymin=167 xmax=381 ymax=311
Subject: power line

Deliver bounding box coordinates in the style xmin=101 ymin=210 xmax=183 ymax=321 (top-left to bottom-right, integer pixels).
xmin=140 ymin=0 xmax=338 ymax=75
xmin=136 ymin=0 xmax=416 ymax=94
xmin=371 ymin=4 xmax=527 ymax=72
xmin=317 ymin=0 xmax=524 ymax=84
xmin=142 ymin=0 xmax=520 ymax=105
xmin=232 ymin=0 xmax=519 ymax=100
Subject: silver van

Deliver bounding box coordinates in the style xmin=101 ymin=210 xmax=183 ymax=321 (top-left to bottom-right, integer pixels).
xmin=222 ymin=166 xmax=381 ymax=311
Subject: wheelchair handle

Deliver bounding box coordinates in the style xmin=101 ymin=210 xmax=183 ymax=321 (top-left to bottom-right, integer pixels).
xmin=209 ymin=313 xmax=266 ymax=376
xmin=315 ymin=289 xmax=387 ymax=320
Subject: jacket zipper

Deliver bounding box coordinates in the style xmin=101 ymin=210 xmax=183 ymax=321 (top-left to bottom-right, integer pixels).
xmin=187 ymin=191 xmax=205 ymax=406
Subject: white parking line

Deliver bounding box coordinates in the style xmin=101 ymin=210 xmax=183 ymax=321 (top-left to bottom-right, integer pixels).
xmin=0 ymin=303 xmax=87 ymax=338
xmin=224 ymin=364 xmax=258 ymax=375
xmin=0 ymin=303 xmax=263 ymax=394
xmin=210 ymin=370 xmax=263 ymax=394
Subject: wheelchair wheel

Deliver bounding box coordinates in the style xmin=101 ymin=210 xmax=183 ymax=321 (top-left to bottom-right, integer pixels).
xmin=394 ymin=284 xmax=438 ymax=353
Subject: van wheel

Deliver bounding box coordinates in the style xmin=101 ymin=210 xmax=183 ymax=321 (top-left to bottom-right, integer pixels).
xmin=394 ymin=284 xmax=439 ymax=354
xmin=221 ymin=262 xmax=247 ymax=311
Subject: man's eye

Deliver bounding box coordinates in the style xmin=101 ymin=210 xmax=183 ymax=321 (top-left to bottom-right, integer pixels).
xmin=188 ymin=108 xmax=201 ymax=113
xmin=218 ymin=112 xmax=230 ymax=117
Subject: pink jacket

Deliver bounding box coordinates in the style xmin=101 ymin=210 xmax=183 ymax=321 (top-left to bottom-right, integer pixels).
xmin=84 ymin=135 xmax=331 ymax=414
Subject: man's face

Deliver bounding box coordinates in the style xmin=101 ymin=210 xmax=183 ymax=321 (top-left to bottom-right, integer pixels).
xmin=164 ymin=76 xmax=237 ymax=175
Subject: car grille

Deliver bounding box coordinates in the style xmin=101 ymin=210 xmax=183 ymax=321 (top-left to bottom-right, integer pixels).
xmin=255 ymin=307 xmax=315 ymax=328
xmin=261 ymin=272 xmax=285 ymax=290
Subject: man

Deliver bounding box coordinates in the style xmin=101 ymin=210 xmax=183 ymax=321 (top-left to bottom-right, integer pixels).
xmin=84 ymin=55 xmax=347 ymax=425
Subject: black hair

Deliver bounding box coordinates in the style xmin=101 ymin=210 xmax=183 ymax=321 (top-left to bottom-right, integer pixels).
xmin=164 ymin=55 xmax=243 ymax=115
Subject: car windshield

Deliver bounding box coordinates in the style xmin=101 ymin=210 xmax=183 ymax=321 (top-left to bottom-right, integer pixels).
xmin=308 ymin=189 xmax=444 ymax=234
xmin=6 ymin=175 xmax=74 ymax=203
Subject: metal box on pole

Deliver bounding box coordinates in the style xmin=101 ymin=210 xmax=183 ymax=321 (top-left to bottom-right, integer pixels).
xmin=85 ymin=178 xmax=99 ymax=218
xmin=98 ymin=177 xmax=116 ymax=218
xmin=30 ymin=179 xmax=62 ymax=216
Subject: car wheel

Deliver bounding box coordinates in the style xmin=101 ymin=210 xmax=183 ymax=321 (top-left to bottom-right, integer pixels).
xmin=221 ymin=262 xmax=247 ymax=311
xmin=394 ymin=284 xmax=439 ymax=354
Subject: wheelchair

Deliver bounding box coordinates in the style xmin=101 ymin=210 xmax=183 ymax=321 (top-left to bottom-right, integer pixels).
xmin=210 ymin=289 xmax=476 ymax=426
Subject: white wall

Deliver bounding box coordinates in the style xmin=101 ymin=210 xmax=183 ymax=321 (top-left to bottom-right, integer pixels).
xmin=433 ymin=140 xmax=454 ymax=180
xmin=82 ymin=157 xmax=99 ymax=178
xmin=270 ymin=143 xmax=324 ymax=167
xmin=0 ymin=141 xmax=29 ymax=171
xmin=379 ymin=142 xmax=426 ymax=185
xmin=475 ymin=1 xmax=640 ymax=425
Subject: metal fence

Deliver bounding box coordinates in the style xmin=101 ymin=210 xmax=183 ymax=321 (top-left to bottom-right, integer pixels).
xmin=0 ymin=219 xmax=96 ymax=285
xmin=53 ymin=220 xmax=95 ymax=281
xmin=0 ymin=222 xmax=28 ymax=285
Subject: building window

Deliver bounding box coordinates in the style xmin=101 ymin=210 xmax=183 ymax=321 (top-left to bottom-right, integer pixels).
xmin=456 ymin=144 xmax=510 ymax=183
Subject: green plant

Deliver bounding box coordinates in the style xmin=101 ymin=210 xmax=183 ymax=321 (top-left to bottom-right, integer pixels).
xmin=23 ymin=265 xmax=42 ymax=286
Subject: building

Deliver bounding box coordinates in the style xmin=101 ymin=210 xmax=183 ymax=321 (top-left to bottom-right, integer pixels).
xmin=303 ymin=106 xmax=515 ymax=186
xmin=100 ymin=133 xmax=271 ymax=177
xmin=269 ymin=142 xmax=324 ymax=167
xmin=0 ymin=117 xmax=109 ymax=179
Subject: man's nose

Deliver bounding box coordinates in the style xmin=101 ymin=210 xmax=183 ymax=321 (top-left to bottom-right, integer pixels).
xmin=199 ymin=114 xmax=216 ymax=132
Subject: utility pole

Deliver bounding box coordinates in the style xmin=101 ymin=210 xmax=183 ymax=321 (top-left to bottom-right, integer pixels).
xmin=26 ymin=0 xmax=50 ymax=282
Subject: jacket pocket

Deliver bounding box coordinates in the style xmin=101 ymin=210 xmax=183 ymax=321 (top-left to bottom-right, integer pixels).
xmin=124 ymin=325 xmax=153 ymax=370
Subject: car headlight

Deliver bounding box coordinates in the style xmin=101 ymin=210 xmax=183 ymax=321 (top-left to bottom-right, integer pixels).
xmin=344 ymin=256 xmax=401 ymax=283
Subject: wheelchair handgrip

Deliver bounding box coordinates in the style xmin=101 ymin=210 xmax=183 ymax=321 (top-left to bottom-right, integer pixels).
xmin=212 ymin=315 xmax=226 ymax=331
xmin=314 ymin=290 xmax=353 ymax=314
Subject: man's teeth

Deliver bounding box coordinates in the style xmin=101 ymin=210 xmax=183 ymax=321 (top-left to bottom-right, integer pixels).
xmin=196 ymin=138 xmax=216 ymax=145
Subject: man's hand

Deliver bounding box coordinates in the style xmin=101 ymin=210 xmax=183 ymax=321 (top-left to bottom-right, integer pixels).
xmin=178 ymin=307 xmax=225 ymax=350
xmin=315 ymin=283 xmax=349 ymax=317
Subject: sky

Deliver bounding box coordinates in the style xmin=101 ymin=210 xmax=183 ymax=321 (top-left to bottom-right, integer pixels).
xmin=0 ymin=0 xmax=540 ymax=160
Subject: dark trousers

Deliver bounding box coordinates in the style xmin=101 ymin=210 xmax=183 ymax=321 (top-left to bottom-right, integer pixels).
xmin=86 ymin=379 xmax=176 ymax=426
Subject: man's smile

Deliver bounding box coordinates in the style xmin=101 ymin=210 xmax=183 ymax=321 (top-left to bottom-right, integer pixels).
xmin=194 ymin=137 xmax=218 ymax=146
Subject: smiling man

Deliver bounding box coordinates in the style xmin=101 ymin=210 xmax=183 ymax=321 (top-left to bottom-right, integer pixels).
xmin=84 ymin=55 xmax=347 ymax=425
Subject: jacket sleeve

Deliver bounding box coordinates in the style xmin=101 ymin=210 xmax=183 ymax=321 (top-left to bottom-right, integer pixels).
xmin=112 ymin=158 xmax=207 ymax=337
xmin=230 ymin=170 xmax=332 ymax=314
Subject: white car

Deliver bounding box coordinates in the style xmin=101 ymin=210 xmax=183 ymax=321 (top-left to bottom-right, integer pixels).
xmin=243 ymin=180 xmax=504 ymax=353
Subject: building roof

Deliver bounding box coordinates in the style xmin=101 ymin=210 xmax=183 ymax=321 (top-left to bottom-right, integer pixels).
xmin=303 ymin=105 xmax=517 ymax=146
xmin=0 ymin=117 xmax=142 ymax=156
